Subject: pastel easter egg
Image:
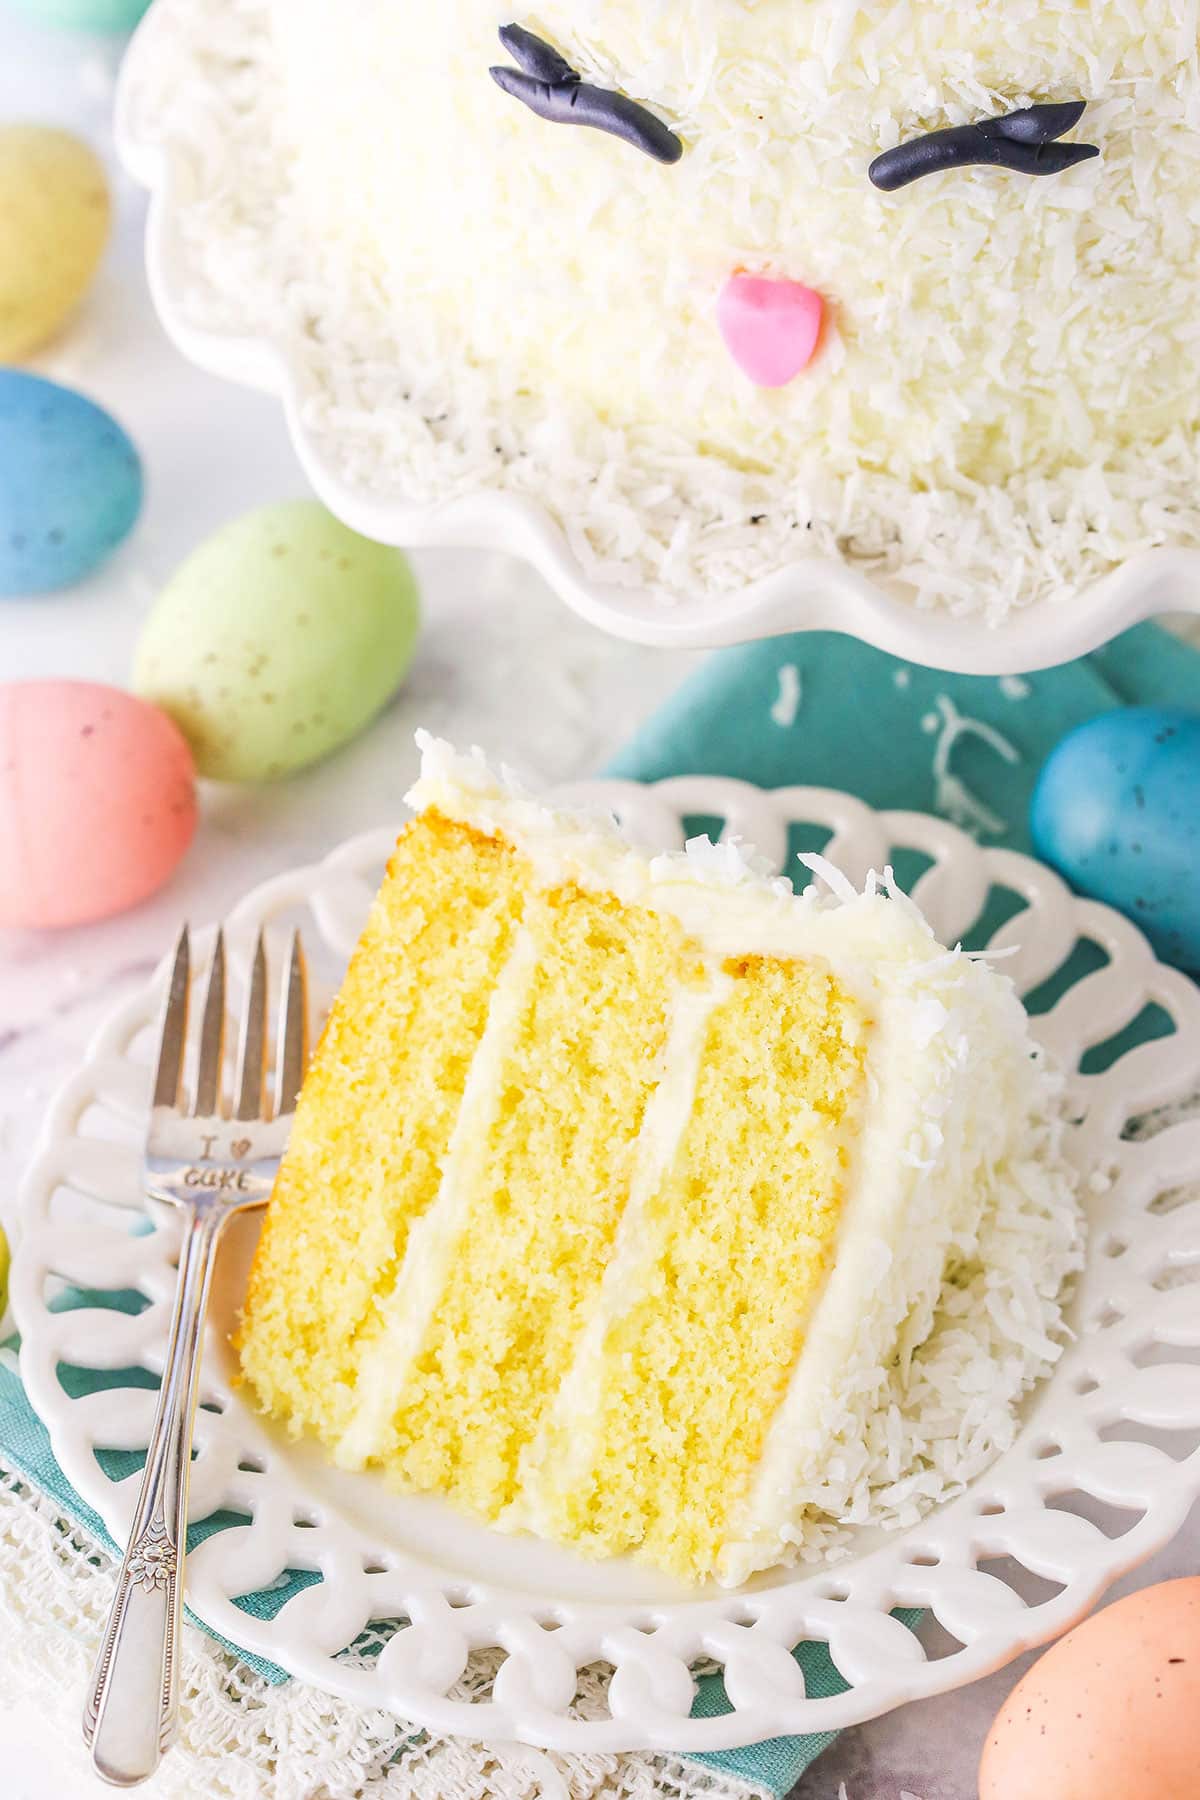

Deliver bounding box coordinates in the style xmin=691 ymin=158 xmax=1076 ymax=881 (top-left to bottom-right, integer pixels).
xmin=1030 ymin=707 xmax=1200 ymax=971
xmin=8 ymin=0 xmax=151 ymax=26
xmin=133 ymin=501 xmax=421 ymax=783
xmin=980 ymin=1579 xmax=1200 ymax=1800
xmin=0 ymin=682 xmax=197 ymax=931
xmin=0 ymin=126 xmax=109 ymax=359
xmin=0 ymin=371 xmax=143 ymax=595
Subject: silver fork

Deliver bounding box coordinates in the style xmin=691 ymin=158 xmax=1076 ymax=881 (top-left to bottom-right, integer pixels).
xmin=83 ymin=924 xmax=309 ymax=1788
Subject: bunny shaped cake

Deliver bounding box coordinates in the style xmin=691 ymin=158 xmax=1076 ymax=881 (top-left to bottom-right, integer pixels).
xmin=141 ymin=1 xmax=1200 ymax=616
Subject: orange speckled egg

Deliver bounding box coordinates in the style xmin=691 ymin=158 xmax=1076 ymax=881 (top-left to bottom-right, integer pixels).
xmin=0 ymin=680 xmax=197 ymax=930
xmin=980 ymin=1579 xmax=1200 ymax=1800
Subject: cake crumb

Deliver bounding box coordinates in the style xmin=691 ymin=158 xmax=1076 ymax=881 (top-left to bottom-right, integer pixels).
xmin=999 ymin=675 xmax=1032 ymax=700
xmin=770 ymin=662 xmax=803 ymax=728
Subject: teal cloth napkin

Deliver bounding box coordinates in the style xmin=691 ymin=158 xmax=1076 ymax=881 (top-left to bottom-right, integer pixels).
xmin=3 ymin=620 xmax=1199 ymax=1798
xmin=607 ymin=622 xmax=1200 ymax=856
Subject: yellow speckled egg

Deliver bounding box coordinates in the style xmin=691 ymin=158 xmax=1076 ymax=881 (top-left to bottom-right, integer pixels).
xmin=980 ymin=1579 xmax=1200 ymax=1800
xmin=133 ymin=500 xmax=421 ymax=783
xmin=0 ymin=126 xmax=110 ymax=360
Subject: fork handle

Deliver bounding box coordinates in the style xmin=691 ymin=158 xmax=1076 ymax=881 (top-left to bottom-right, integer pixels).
xmin=83 ymin=1204 xmax=226 ymax=1787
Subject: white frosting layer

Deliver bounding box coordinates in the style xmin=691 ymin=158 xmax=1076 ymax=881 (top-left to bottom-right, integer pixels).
xmin=404 ymin=736 xmax=1084 ymax=1581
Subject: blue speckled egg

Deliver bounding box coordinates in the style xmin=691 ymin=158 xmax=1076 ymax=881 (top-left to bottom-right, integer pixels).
xmin=1031 ymin=708 xmax=1200 ymax=972
xmin=0 ymin=371 xmax=143 ymax=596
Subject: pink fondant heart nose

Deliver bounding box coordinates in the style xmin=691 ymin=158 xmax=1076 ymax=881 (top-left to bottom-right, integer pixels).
xmin=716 ymin=274 xmax=824 ymax=388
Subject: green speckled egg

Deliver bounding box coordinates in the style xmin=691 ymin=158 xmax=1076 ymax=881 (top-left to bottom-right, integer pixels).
xmin=133 ymin=502 xmax=421 ymax=783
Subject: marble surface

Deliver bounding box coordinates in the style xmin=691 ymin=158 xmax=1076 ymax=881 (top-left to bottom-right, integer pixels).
xmin=0 ymin=15 xmax=1196 ymax=1800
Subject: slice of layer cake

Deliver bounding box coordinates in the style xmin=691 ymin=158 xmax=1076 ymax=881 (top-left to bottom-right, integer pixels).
xmin=239 ymin=736 xmax=1082 ymax=1586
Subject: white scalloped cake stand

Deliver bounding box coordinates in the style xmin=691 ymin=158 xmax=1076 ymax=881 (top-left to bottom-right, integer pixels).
xmin=14 ymin=779 xmax=1200 ymax=1753
xmin=113 ymin=6 xmax=1200 ymax=675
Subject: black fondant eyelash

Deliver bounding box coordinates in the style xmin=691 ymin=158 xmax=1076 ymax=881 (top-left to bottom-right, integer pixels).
xmin=490 ymin=24 xmax=684 ymax=166
xmin=869 ymin=101 xmax=1100 ymax=192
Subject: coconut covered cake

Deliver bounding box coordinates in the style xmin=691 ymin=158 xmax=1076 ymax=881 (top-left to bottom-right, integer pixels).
xmin=238 ymin=737 xmax=1083 ymax=1586
xmin=133 ymin=0 xmax=1200 ymax=616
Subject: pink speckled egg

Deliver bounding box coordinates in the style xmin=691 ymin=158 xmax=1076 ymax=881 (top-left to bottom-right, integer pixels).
xmin=980 ymin=1579 xmax=1200 ymax=1800
xmin=0 ymin=680 xmax=197 ymax=930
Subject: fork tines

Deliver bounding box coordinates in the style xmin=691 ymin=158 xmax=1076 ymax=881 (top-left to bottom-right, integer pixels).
xmin=152 ymin=926 xmax=308 ymax=1122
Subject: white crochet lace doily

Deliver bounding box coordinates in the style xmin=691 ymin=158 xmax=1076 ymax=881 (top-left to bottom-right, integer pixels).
xmin=13 ymin=779 xmax=1200 ymax=1755
xmin=0 ymin=1468 xmax=729 ymax=1800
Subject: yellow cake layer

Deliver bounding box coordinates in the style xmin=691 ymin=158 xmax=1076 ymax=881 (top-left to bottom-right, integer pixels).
xmin=239 ymin=813 xmax=525 ymax=1441
xmin=376 ymin=885 xmax=697 ymax=1517
xmin=522 ymin=955 xmax=869 ymax=1578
